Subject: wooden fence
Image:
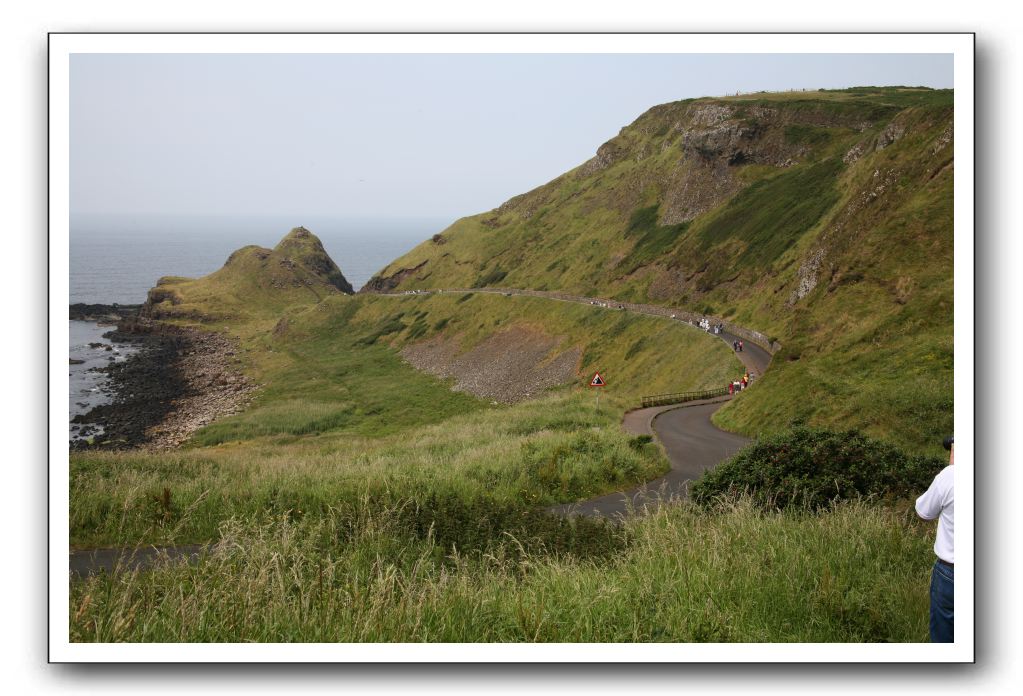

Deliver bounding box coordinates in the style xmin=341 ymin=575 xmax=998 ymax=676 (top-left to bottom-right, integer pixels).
xmin=640 ymin=387 xmax=730 ymax=408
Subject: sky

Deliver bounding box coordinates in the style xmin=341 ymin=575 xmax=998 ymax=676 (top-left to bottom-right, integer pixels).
xmin=70 ymin=53 xmax=953 ymax=223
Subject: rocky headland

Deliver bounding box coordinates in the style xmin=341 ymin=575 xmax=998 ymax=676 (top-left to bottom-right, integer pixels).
xmin=70 ymin=227 xmax=351 ymax=450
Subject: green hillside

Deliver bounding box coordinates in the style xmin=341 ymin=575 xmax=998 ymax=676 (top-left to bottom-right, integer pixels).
xmin=365 ymin=87 xmax=954 ymax=455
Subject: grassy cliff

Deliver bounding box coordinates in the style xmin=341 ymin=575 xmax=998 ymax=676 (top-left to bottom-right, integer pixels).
xmin=365 ymin=87 xmax=954 ymax=455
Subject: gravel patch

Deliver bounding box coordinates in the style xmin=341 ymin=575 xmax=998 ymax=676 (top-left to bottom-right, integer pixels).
xmin=401 ymin=326 xmax=581 ymax=403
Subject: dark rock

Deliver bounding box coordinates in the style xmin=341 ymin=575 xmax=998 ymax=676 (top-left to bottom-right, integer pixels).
xmin=360 ymin=260 xmax=430 ymax=294
xmin=70 ymin=303 xmax=142 ymax=322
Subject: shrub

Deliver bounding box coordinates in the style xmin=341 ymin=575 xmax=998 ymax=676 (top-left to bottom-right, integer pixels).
xmin=691 ymin=427 xmax=945 ymax=510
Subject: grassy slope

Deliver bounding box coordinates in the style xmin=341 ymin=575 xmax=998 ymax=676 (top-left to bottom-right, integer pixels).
xmin=369 ymin=87 xmax=954 ymax=456
xmin=72 ymin=290 xmax=741 ymax=548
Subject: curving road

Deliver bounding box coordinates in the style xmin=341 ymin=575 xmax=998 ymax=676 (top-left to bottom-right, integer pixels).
xmin=550 ymin=329 xmax=772 ymax=519
xmin=547 ymin=397 xmax=748 ymax=517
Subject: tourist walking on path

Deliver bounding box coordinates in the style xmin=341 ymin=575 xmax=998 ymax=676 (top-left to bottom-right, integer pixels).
xmin=916 ymin=437 xmax=955 ymax=642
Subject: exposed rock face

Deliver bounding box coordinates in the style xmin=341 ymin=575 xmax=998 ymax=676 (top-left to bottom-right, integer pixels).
xmin=790 ymin=248 xmax=826 ymax=303
xmin=360 ymin=261 xmax=429 ymax=293
xmin=660 ymin=104 xmax=803 ymax=225
xmin=788 ymin=165 xmax=901 ymax=306
xmin=400 ymin=326 xmax=581 ymax=403
xmin=932 ymin=122 xmax=953 ymax=153
xmin=145 ymin=283 xmax=183 ymax=308
xmin=875 ymin=120 xmax=907 ymax=151
xmin=579 ymin=138 xmax=628 ymax=176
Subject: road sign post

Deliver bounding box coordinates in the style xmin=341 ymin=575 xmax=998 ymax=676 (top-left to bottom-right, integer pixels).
xmin=588 ymin=371 xmax=606 ymax=413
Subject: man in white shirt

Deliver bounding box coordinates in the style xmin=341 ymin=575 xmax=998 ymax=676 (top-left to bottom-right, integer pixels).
xmin=915 ymin=438 xmax=954 ymax=643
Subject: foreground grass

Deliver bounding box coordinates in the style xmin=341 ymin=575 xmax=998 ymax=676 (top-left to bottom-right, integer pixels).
xmin=71 ymin=391 xmax=666 ymax=548
xmin=70 ymin=497 xmax=933 ymax=642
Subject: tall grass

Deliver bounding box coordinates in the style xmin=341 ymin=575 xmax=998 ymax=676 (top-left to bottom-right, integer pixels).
xmin=71 ymin=392 xmax=666 ymax=548
xmin=69 ymin=497 xmax=933 ymax=642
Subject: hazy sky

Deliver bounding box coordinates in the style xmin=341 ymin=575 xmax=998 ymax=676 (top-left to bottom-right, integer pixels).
xmin=70 ymin=53 xmax=952 ymax=222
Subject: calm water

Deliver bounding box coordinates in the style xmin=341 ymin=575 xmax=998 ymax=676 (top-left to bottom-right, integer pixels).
xmin=70 ymin=213 xmax=448 ymax=303
xmin=68 ymin=214 xmax=446 ymax=436
xmin=68 ymin=320 xmax=138 ymax=439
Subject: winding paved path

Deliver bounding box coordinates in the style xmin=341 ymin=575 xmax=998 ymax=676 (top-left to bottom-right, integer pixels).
xmin=69 ymin=290 xmax=774 ymax=574
xmin=69 ymin=544 xmax=205 ymax=577
xmin=550 ymin=329 xmax=772 ymax=518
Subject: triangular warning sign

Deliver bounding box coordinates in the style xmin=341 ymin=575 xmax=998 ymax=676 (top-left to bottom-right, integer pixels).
xmin=589 ymin=372 xmax=606 ymax=387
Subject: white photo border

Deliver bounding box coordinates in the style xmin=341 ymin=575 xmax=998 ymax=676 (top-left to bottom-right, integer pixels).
xmin=49 ymin=31 xmax=974 ymax=663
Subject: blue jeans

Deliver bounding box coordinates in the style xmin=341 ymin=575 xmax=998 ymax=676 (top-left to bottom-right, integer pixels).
xmin=929 ymin=560 xmax=954 ymax=643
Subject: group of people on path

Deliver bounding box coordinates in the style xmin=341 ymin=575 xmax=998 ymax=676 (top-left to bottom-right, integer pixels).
xmin=696 ymin=318 xmax=725 ymax=335
xmin=732 ymin=339 xmax=744 ymax=352
xmin=727 ymin=370 xmax=753 ymax=395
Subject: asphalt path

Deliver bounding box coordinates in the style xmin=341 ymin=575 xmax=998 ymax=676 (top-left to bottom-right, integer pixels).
xmin=547 ymin=397 xmax=749 ymax=518
xmin=69 ymin=544 xmax=206 ymax=577
xmin=549 ymin=327 xmax=772 ymax=519
xmin=718 ymin=329 xmax=772 ymax=377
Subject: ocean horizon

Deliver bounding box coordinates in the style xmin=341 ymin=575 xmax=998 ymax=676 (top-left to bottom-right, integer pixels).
xmin=70 ymin=213 xmax=451 ymax=304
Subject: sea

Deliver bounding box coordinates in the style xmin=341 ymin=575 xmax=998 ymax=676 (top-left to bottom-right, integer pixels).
xmin=68 ymin=213 xmax=446 ymax=438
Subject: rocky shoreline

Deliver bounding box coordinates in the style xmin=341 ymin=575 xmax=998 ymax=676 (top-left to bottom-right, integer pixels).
xmin=70 ymin=314 xmax=257 ymax=451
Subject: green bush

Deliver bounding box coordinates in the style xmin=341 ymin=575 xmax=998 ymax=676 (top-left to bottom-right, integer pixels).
xmin=691 ymin=427 xmax=945 ymax=510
